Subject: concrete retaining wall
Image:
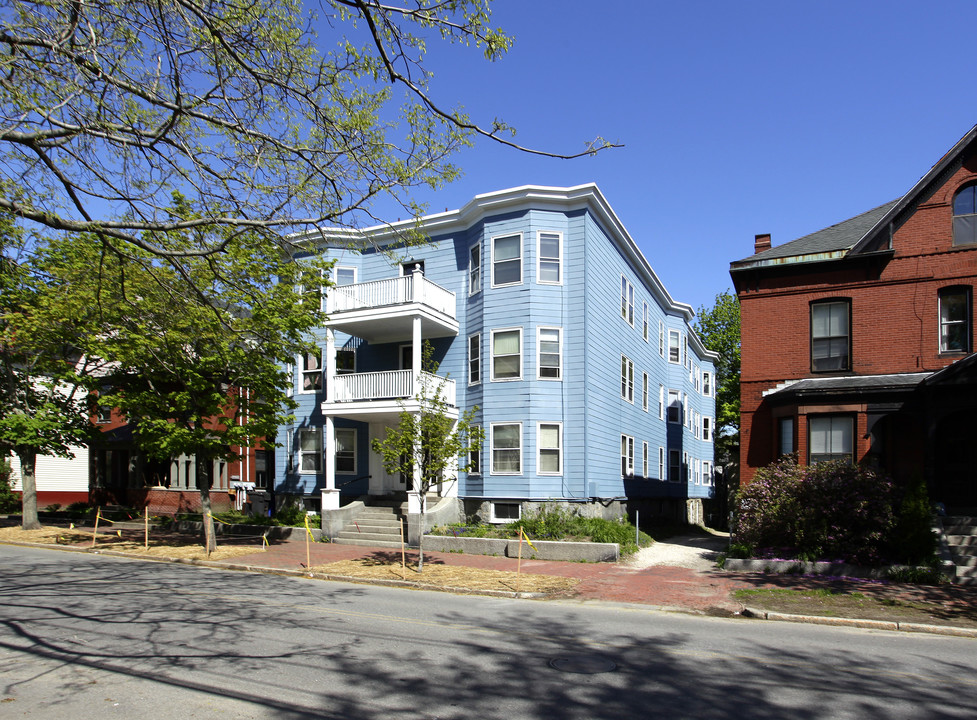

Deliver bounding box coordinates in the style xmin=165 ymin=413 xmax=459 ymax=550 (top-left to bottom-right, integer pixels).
xmin=422 ymin=535 xmax=618 ymax=562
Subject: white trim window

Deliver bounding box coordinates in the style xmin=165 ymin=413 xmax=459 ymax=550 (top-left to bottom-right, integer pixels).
xmin=468 ymin=333 xmax=481 ymax=385
xmin=538 ymin=327 xmax=562 ymax=380
xmin=621 ymin=434 xmax=634 ymax=477
xmin=335 ymin=428 xmax=356 ymax=474
xmin=703 ymin=416 xmax=712 ymax=442
xmin=683 ymin=335 xmax=689 ymax=369
xmin=693 ymin=366 xmax=700 ymax=391
xmin=668 ymin=390 xmax=680 ymax=423
xmin=621 ymin=355 xmax=634 ymax=402
xmin=694 ymin=411 xmax=701 ymax=439
xmin=537 ymin=231 xmax=562 ymax=284
xmin=491 ymin=423 xmax=522 ymax=474
xmin=702 ymin=371 xmax=712 ymax=397
xmin=659 ymin=320 xmax=665 ymax=357
xmin=694 ymin=458 xmax=701 ymax=485
xmin=668 ymin=329 xmax=680 ymax=363
xmin=492 ymin=233 xmax=522 ymax=287
xmin=286 ymin=362 xmax=294 ymax=398
xmin=538 ymin=422 xmax=562 ymax=475
xmin=333 ymin=266 xmax=357 ymax=286
xmin=685 ymin=452 xmax=691 ymax=483
xmin=621 ymin=276 xmax=634 ymax=326
xmin=658 ymin=384 xmax=665 ymax=421
xmin=643 ymin=302 xmax=649 ymax=342
xmin=659 ymin=446 xmax=665 ymax=480
xmin=468 ymin=425 xmax=481 ymax=475
xmin=683 ymin=393 xmax=690 ymax=427
xmin=469 ymin=243 xmax=481 ymax=295
xmin=669 ymin=449 xmax=680 ymax=482
xmin=702 ymin=461 xmax=712 ymax=486
xmin=642 ymin=372 xmax=649 ymax=412
xmin=491 ymin=328 xmax=522 ymax=381
xmin=490 ymin=502 xmax=520 ymax=523
xmin=297 ymin=428 xmax=322 ymax=474
xmin=301 ymin=350 xmax=322 ymax=393
xmin=642 ymin=441 xmax=649 ymax=478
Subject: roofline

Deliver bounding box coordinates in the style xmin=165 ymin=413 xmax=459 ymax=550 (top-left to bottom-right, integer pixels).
xmin=292 ymin=184 xmax=709 ymax=330
xmin=850 ymin=123 xmax=977 ymax=254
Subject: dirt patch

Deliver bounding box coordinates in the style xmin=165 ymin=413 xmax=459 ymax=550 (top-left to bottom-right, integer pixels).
xmin=734 ymin=584 xmax=977 ymax=629
xmin=312 ymin=558 xmax=579 ymax=595
xmin=0 ymin=525 xmax=266 ymax=562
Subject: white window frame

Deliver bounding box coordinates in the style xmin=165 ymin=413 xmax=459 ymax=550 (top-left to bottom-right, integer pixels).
xmin=702 ymin=461 xmax=712 ymax=486
xmin=658 ymin=384 xmax=665 ymax=421
xmin=468 ymin=333 xmax=481 ymax=385
xmin=621 ymin=355 xmax=634 ymax=403
xmin=537 ymin=231 xmax=562 ymax=285
xmin=702 ymin=371 xmax=712 ymax=397
xmin=491 ymin=233 xmax=522 ymax=288
xmin=703 ymin=416 xmax=712 ymax=442
xmin=469 ymin=243 xmax=481 ymax=295
xmin=642 ymin=372 xmax=649 ymax=412
xmin=490 ymin=502 xmax=521 ymax=523
xmin=621 ymin=276 xmax=634 ymax=326
xmin=659 ymin=446 xmax=665 ymax=481
xmin=468 ymin=424 xmax=481 ymax=476
xmin=537 ymin=422 xmax=563 ymax=475
xmin=300 ymin=350 xmax=322 ymax=394
xmin=694 ymin=458 xmax=701 ymax=486
xmin=297 ymin=428 xmax=322 ymax=474
xmin=667 ymin=390 xmax=680 ymax=423
xmin=669 ymin=449 xmax=680 ymax=483
xmin=621 ymin=434 xmax=635 ymax=477
xmin=490 ymin=422 xmax=522 ymax=475
xmin=668 ymin=329 xmax=681 ymax=363
xmin=642 ymin=441 xmax=649 ymax=478
xmin=685 ymin=451 xmax=691 ymax=483
xmin=335 ymin=428 xmax=357 ymax=475
xmin=491 ymin=327 xmax=522 ymax=382
xmin=537 ymin=326 xmax=562 ymax=380
xmin=642 ymin=302 xmax=649 ymax=342
xmin=334 ymin=266 xmax=357 ymax=286
xmin=659 ymin=320 xmax=665 ymax=357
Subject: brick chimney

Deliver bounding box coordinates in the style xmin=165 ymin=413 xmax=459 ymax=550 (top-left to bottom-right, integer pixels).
xmin=754 ymin=233 xmax=771 ymax=254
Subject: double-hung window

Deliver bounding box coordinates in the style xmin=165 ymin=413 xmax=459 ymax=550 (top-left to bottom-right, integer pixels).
xmin=621 ymin=435 xmax=634 ymax=477
xmin=939 ymin=286 xmax=971 ymax=354
xmin=703 ymin=416 xmax=712 ymax=442
xmin=621 ymin=276 xmax=634 ymax=325
xmin=669 ymin=449 xmax=680 ymax=482
xmin=953 ymin=184 xmax=977 ymax=246
xmin=538 ymin=327 xmax=562 ymax=380
xmin=621 ymin=356 xmax=634 ymax=402
xmin=642 ymin=372 xmax=649 ymax=412
xmin=491 ymin=423 xmax=522 ymax=474
xmin=668 ymin=330 xmax=681 ymax=363
xmin=659 ymin=447 xmax=665 ymax=480
xmin=491 ymin=328 xmax=522 ymax=381
xmin=301 ymin=350 xmax=322 ymax=392
xmin=538 ymin=231 xmax=561 ymax=284
xmin=335 ymin=428 xmax=356 ymax=474
xmin=468 ymin=425 xmax=481 ymax=475
xmin=334 ymin=266 xmax=356 ymax=286
xmin=811 ymin=300 xmax=850 ymax=371
xmin=658 ymin=384 xmax=665 ymax=420
xmin=779 ymin=417 xmax=795 ymax=456
xmin=702 ymin=371 xmax=712 ymax=396
xmin=643 ymin=303 xmax=649 ymax=341
xmin=297 ymin=428 xmax=322 ymax=473
xmin=642 ymin=442 xmax=649 ymax=478
xmin=659 ymin=321 xmax=665 ymax=357
xmin=538 ymin=423 xmax=562 ymax=474
xmin=667 ymin=390 xmax=680 ymax=423
xmin=703 ymin=461 xmax=712 ymax=486
xmin=492 ymin=233 xmax=522 ymax=286
xmin=469 ymin=244 xmax=481 ymax=295
xmin=809 ymin=415 xmax=853 ymax=464
xmin=468 ymin=334 xmax=481 ymax=384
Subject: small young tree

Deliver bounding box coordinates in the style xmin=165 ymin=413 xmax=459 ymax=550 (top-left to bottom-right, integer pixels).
xmin=371 ymin=348 xmax=482 ymax=571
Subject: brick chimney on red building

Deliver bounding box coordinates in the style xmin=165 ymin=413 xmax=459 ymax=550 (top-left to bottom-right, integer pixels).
xmin=754 ymin=233 xmax=771 ymax=254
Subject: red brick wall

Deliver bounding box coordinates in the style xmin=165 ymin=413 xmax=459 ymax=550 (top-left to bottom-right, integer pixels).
xmin=736 ymin=156 xmax=977 ymax=483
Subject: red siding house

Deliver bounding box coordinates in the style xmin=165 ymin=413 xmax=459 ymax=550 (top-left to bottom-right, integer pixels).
xmin=731 ymin=126 xmax=977 ymax=512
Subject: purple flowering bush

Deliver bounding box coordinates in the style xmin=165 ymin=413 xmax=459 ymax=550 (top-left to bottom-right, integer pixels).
xmin=734 ymin=456 xmax=899 ymax=565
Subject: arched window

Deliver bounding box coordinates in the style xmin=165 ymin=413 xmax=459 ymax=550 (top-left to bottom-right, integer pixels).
xmin=952 ymin=184 xmax=977 ymax=246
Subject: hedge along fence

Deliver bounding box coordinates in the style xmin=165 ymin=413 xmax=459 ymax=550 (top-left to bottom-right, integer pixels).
xmin=733 ymin=456 xmax=935 ymax=566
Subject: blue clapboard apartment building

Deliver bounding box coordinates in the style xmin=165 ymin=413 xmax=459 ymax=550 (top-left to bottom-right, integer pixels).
xmin=275 ymin=185 xmax=718 ymax=540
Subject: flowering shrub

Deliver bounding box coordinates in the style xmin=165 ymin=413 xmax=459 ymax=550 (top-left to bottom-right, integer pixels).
xmin=734 ymin=456 xmax=902 ymax=565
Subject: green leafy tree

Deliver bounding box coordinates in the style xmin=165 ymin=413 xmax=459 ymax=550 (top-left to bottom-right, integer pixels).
xmin=20 ymin=218 xmax=327 ymax=549
xmin=694 ymin=290 xmax=741 ymax=465
xmin=371 ymin=347 xmax=482 ymax=571
xmin=1 ymin=0 xmax=615 ymax=264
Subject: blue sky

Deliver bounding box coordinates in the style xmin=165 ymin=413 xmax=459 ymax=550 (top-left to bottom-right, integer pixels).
xmin=364 ymin=0 xmax=977 ymax=314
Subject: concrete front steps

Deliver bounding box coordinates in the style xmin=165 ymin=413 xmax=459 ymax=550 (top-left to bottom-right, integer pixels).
xmin=944 ymin=516 xmax=977 ymax=585
xmin=332 ymin=502 xmax=408 ymax=549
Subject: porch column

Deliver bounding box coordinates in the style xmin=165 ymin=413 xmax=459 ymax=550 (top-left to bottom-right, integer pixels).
xmin=407 ymin=411 xmax=423 ymax=515
xmin=412 ymin=315 xmax=422 ymax=387
xmin=321 ymin=416 xmax=340 ymax=510
xmin=324 ymin=329 xmax=336 ymax=403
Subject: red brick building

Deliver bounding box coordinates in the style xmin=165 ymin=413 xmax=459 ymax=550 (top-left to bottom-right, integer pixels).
xmin=731 ymin=126 xmax=977 ymax=512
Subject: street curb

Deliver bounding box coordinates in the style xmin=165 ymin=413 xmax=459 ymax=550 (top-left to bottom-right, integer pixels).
xmin=742 ymin=606 xmax=977 ymax=638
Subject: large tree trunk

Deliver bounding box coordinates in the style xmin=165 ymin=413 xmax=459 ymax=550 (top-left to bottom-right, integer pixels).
xmin=198 ymin=483 xmax=217 ymax=554
xmin=17 ymin=448 xmax=41 ymax=530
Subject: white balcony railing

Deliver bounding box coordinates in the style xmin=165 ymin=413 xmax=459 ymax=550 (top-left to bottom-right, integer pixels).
xmin=331 ymin=370 xmax=456 ymax=406
xmin=326 ymin=275 xmax=456 ymax=318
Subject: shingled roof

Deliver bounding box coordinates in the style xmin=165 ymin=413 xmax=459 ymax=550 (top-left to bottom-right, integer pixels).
xmin=730 ymin=200 xmax=898 ymax=270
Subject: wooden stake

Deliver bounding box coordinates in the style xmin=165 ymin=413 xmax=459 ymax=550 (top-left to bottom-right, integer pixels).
xmin=91 ymin=507 xmax=101 ymax=549
xmin=144 ymin=506 xmax=149 ymax=549
xmin=399 ymin=519 xmax=407 ymax=580
xmin=517 ymin=527 xmax=523 ymax=576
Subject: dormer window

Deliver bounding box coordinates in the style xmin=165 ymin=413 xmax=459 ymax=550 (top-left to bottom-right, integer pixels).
xmin=952 ymin=184 xmax=977 ymax=246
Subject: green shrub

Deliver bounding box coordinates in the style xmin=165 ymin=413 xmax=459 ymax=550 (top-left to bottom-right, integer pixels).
xmin=0 ymin=460 xmax=19 ymax=513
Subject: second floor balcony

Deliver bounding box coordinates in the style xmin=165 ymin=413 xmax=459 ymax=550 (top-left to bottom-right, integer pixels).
xmin=324 ymin=273 xmax=458 ymax=344
xmin=321 ymin=369 xmax=458 ymax=421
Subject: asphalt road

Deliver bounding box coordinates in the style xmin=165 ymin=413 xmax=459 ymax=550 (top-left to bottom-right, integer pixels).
xmin=1 ymin=545 xmax=975 ymax=719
